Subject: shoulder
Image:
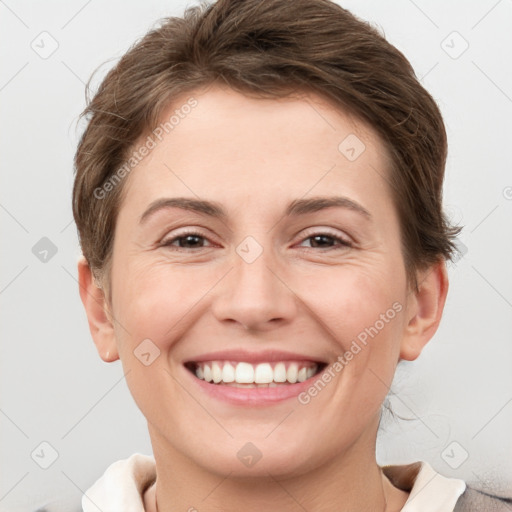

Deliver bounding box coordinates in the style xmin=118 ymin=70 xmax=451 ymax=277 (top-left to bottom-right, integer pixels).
xmin=454 ymin=485 xmax=512 ymax=511
xmin=32 ymin=453 xmax=156 ymax=512
xmin=382 ymin=460 xmax=512 ymax=512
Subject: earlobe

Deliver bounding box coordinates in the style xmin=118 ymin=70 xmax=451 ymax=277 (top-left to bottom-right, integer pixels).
xmin=399 ymin=259 xmax=449 ymax=361
xmin=77 ymin=255 xmax=119 ymax=362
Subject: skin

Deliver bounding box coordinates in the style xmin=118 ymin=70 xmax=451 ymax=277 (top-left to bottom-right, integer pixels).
xmin=78 ymin=83 xmax=448 ymax=512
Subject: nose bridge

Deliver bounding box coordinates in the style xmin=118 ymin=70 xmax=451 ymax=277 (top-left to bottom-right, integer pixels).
xmin=212 ymin=234 xmax=296 ymax=330
xmin=235 ymin=236 xmax=277 ymax=295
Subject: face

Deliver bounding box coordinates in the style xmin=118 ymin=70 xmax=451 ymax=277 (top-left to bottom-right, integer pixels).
xmin=93 ymin=84 xmax=425 ymax=477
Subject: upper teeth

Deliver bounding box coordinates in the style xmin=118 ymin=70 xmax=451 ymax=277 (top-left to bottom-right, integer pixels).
xmin=194 ymin=361 xmax=318 ymax=384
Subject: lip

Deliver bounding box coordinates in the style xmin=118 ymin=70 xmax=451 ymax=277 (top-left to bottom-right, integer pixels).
xmin=182 ymin=351 xmax=328 ymax=406
xmin=183 ymin=349 xmax=327 ymax=365
xmin=189 ymin=375 xmax=322 ymax=405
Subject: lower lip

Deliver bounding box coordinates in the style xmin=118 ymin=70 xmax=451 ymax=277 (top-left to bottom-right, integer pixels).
xmin=184 ymin=366 xmax=323 ymax=406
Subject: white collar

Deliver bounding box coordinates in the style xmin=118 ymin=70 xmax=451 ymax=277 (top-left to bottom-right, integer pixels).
xmin=382 ymin=460 xmax=466 ymax=511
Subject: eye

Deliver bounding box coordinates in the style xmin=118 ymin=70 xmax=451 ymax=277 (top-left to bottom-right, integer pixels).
xmin=160 ymin=231 xmax=213 ymax=250
xmin=160 ymin=229 xmax=353 ymax=251
xmin=297 ymin=230 xmax=353 ymax=250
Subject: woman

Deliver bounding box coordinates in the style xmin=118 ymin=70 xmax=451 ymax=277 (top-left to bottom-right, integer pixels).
xmin=72 ymin=0 xmax=511 ymax=510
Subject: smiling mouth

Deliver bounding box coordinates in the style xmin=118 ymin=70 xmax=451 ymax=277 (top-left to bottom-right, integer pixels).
xmin=184 ymin=360 xmax=327 ymax=388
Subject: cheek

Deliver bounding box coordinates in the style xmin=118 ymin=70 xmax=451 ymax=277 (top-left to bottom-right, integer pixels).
xmin=296 ymin=263 xmax=400 ymax=347
xmin=113 ymin=258 xmax=217 ymax=351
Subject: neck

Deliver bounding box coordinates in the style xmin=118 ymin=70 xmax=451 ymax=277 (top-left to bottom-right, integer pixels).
xmin=144 ymin=417 xmax=407 ymax=512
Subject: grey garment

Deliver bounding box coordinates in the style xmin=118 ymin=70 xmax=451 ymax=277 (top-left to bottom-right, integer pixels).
xmin=32 ymin=497 xmax=82 ymax=512
xmin=33 ymin=507 xmax=81 ymax=512
xmin=454 ymin=486 xmax=512 ymax=512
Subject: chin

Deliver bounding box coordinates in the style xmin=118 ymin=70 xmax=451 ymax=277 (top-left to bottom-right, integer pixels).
xmin=183 ymin=436 xmax=321 ymax=479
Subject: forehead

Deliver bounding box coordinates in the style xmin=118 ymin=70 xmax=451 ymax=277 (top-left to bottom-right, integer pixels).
xmin=120 ymin=84 xmax=393 ymax=217
xmin=152 ymin=84 xmax=378 ymax=157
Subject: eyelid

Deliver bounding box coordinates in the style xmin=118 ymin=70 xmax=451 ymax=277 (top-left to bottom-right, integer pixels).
xmin=295 ymin=226 xmax=353 ymax=246
xmin=160 ymin=226 xmax=353 ymax=251
xmin=159 ymin=227 xmax=217 ymax=246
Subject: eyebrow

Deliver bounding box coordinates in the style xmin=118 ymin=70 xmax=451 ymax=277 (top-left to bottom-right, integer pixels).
xmin=139 ymin=195 xmax=372 ymax=225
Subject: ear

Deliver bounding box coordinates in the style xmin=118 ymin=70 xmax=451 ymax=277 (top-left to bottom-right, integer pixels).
xmin=77 ymin=255 xmax=119 ymax=362
xmin=400 ymin=259 xmax=449 ymax=361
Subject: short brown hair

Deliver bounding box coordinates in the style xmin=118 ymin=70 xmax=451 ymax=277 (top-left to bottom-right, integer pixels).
xmin=73 ymin=0 xmax=461 ymax=304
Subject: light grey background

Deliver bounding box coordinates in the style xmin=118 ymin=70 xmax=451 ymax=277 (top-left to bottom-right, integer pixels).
xmin=1 ymin=1 xmax=511 ymax=510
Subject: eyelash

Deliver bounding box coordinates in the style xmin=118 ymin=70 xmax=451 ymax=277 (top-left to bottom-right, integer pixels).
xmin=160 ymin=229 xmax=353 ymax=251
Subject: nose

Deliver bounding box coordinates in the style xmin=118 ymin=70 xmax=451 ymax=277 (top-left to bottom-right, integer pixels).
xmin=211 ymin=242 xmax=298 ymax=332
